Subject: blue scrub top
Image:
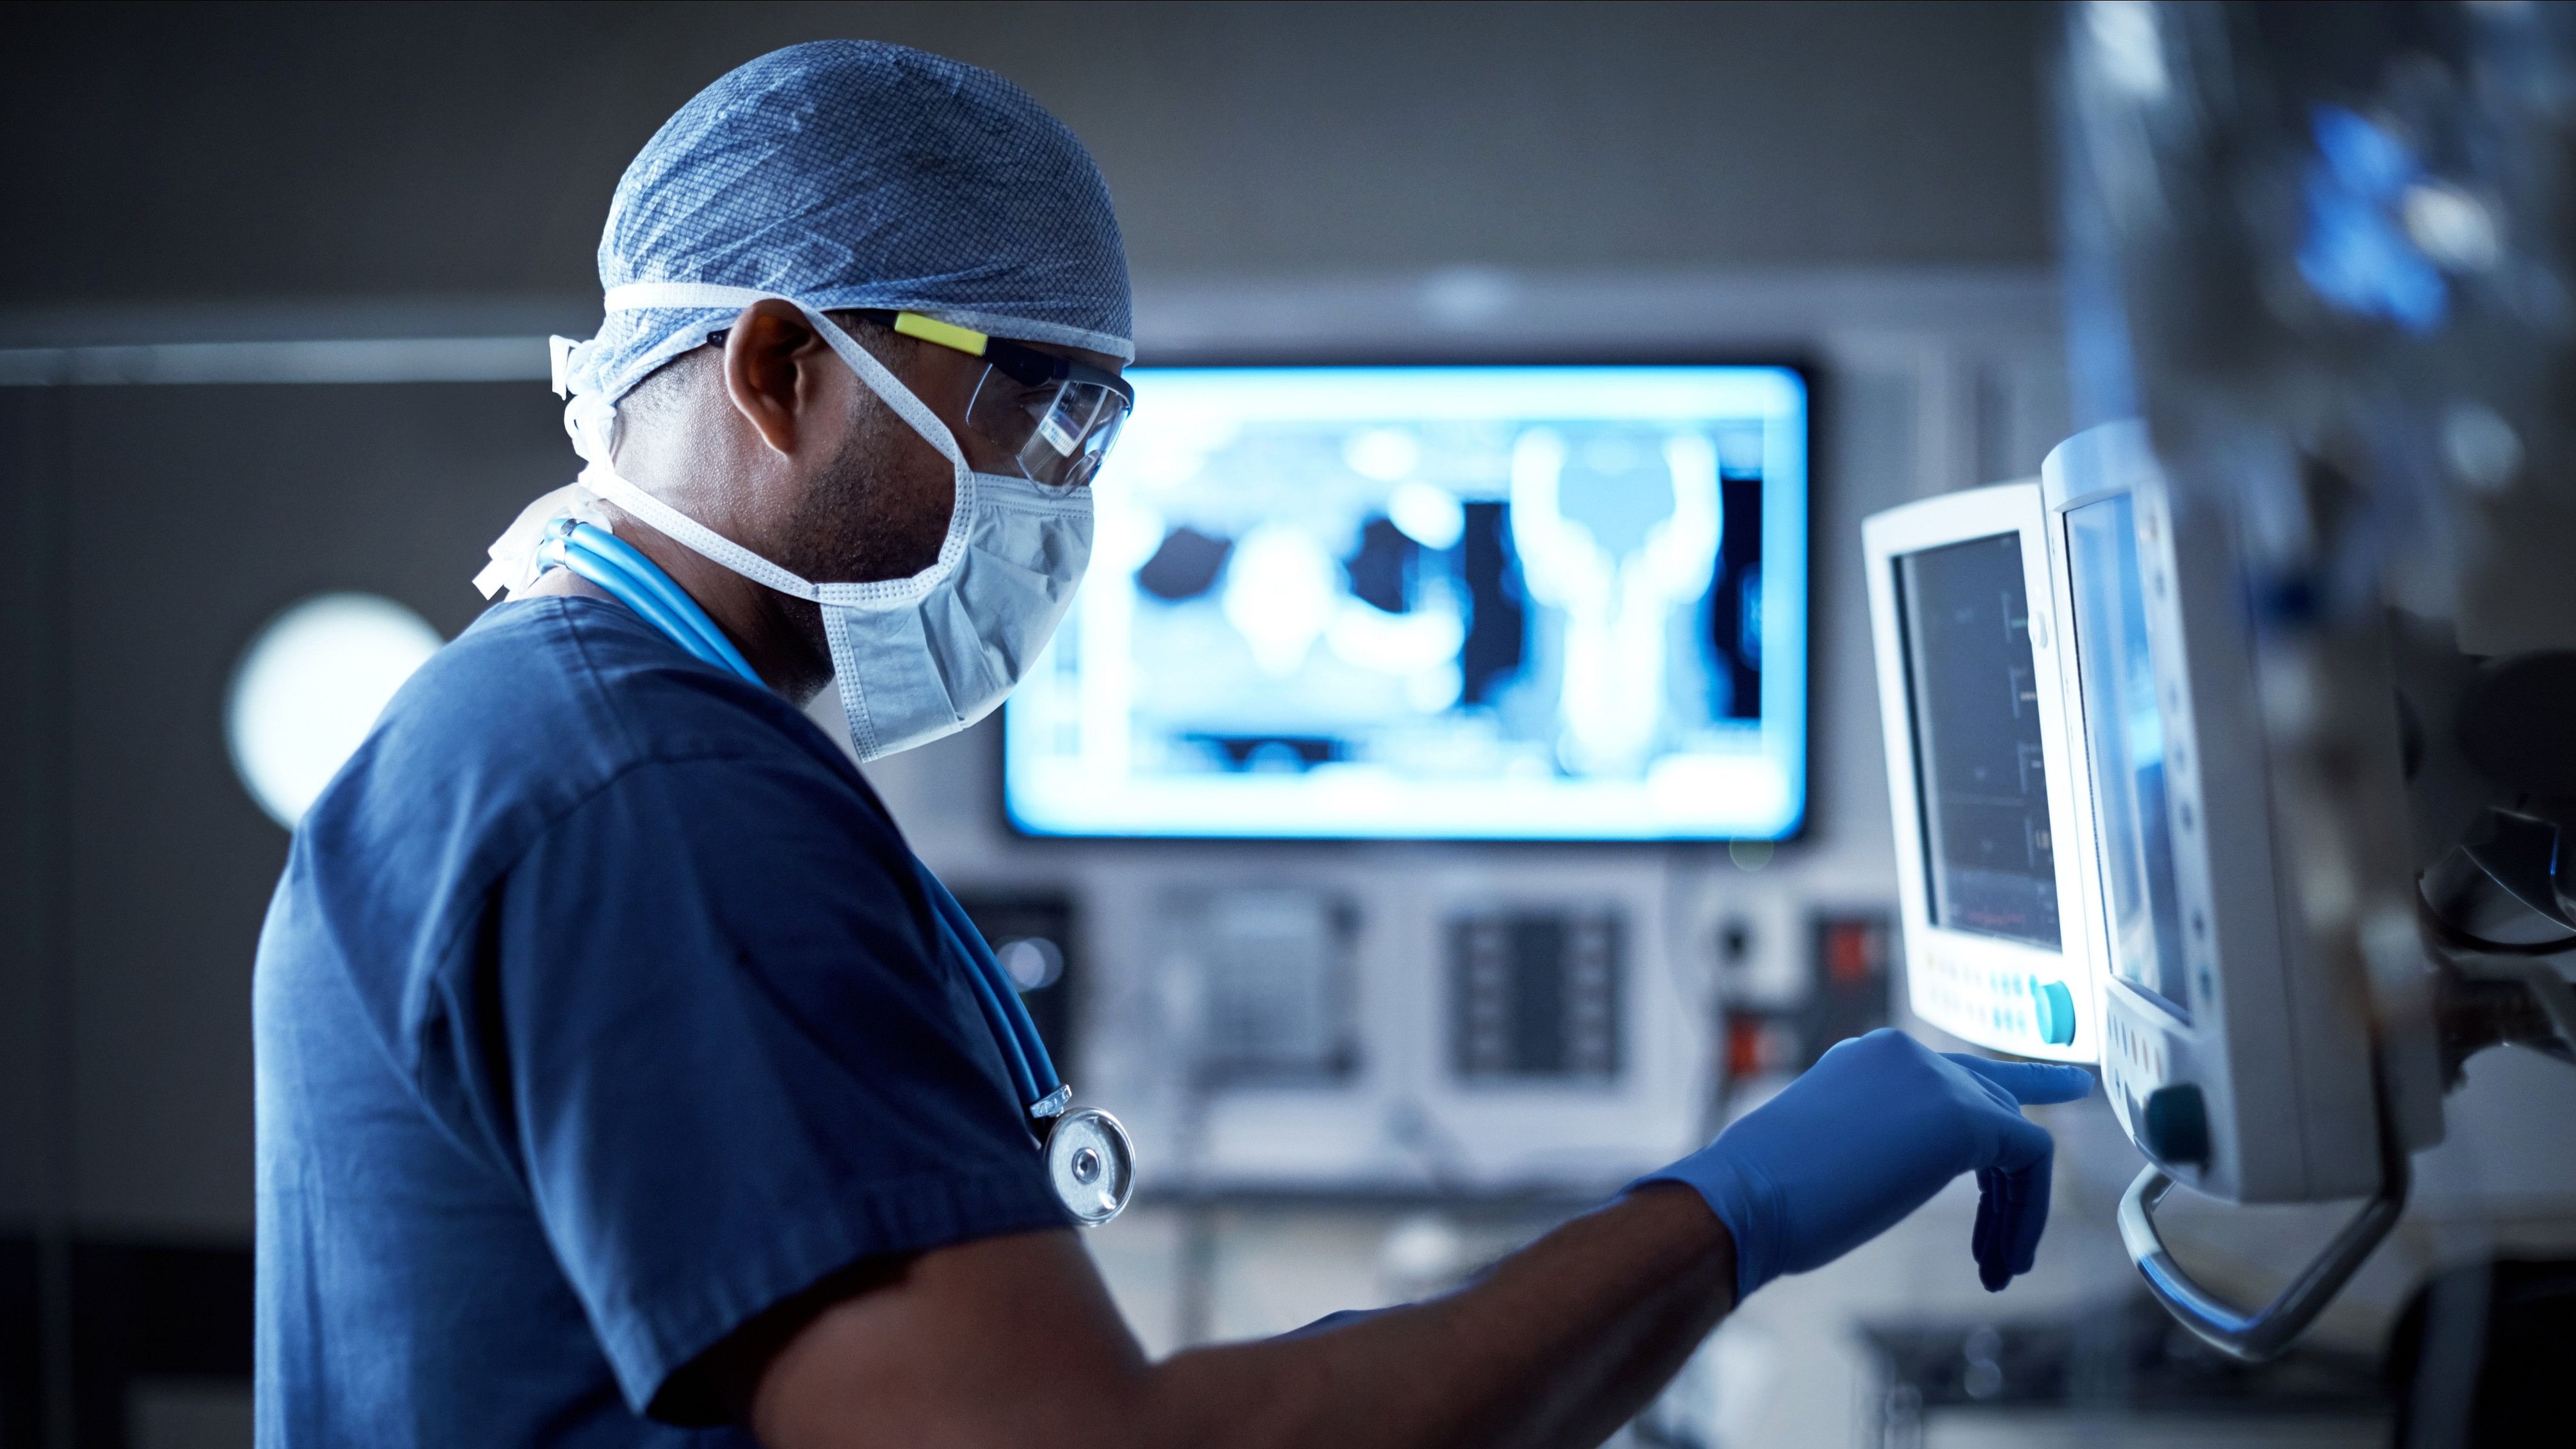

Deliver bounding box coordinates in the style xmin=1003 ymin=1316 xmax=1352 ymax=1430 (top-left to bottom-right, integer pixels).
xmin=253 ymin=596 xmax=1069 ymax=1446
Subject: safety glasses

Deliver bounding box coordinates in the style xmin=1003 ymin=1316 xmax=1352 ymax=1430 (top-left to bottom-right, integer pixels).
xmin=874 ymin=311 xmax=1133 ymax=489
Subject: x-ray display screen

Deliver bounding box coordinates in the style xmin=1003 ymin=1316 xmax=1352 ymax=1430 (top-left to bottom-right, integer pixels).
xmin=1897 ymin=534 xmax=2060 ymax=948
xmin=2065 ymin=494 xmax=2191 ymax=1020
xmin=1004 ymin=366 xmax=1808 ymax=840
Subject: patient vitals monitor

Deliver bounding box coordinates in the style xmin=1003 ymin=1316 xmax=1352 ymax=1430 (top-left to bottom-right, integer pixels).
xmin=1873 ymin=447 xmax=2403 ymax=1198
xmin=1875 ymin=440 xmax=2446 ymax=1356
xmin=1865 ymin=482 xmax=2099 ymax=1064
xmin=2043 ymin=426 xmax=2396 ymax=1207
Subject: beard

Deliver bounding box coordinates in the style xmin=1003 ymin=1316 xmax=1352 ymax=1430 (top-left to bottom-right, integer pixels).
xmin=729 ymin=381 xmax=959 ymax=703
xmin=771 ymin=385 xmax=957 ymax=586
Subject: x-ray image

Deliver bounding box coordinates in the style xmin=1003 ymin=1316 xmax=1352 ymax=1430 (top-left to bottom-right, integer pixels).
xmin=1004 ymin=366 xmax=1807 ymax=840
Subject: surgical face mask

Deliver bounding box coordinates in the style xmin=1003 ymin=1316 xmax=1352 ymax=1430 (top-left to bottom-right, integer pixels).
xmin=491 ymin=283 xmax=1095 ymax=762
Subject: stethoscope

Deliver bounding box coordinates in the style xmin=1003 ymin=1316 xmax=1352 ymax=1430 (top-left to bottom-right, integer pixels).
xmin=538 ymin=518 xmax=1135 ymax=1226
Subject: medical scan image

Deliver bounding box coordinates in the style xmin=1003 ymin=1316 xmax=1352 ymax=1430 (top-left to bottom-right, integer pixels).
xmin=1004 ymin=365 xmax=1808 ymax=840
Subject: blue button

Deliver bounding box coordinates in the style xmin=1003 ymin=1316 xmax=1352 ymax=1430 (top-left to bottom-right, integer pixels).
xmin=2029 ymin=979 xmax=2077 ymax=1046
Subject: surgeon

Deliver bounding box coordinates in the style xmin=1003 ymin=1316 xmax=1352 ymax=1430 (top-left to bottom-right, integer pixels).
xmin=252 ymin=40 xmax=2092 ymax=1449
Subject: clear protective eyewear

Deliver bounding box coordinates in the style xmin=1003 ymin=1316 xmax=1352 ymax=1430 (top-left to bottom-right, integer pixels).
xmin=871 ymin=310 xmax=1133 ymax=490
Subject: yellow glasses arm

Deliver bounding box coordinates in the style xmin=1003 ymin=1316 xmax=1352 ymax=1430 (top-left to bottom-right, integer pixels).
xmin=892 ymin=312 xmax=990 ymax=357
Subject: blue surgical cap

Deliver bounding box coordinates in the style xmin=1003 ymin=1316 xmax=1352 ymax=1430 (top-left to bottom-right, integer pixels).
xmin=562 ymin=40 xmax=1133 ymax=407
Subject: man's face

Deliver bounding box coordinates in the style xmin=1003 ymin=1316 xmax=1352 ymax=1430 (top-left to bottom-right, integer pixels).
xmin=772 ymin=317 xmax=1124 ymax=587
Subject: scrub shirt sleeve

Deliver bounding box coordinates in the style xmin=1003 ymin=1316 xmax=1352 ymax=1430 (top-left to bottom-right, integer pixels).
xmin=455 ymin=750 xmax=1069 ymax=1419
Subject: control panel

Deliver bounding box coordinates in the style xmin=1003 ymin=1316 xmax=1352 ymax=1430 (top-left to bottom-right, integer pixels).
xmin=1448 ymin=907 xmax=1625 ymax=1083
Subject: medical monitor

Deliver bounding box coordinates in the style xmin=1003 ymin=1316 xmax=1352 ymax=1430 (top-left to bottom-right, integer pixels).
xmin=1002 ymin=364 xmax=1809 ymax=842
xmin=1864 ymin=483 xmax=2099 ymax=1064
xmin=2044 ymin=424 xmax=2388 ymax=1205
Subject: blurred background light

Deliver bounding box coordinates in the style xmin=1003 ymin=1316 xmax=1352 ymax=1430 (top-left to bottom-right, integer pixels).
xmin=225 ymin=592 xmax=442 ymax=829
xmin=997 ymin=936 xmax=1066 ymax=992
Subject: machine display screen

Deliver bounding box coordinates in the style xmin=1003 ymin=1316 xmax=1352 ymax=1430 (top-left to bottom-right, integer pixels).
xmin=1896 ymin=533 xmax=2060 ymax=948
xmin=2065 ymin=494 xmax=2192 ymax=1020
xmin=1003 ymin=365 xmax=1808 ymax=840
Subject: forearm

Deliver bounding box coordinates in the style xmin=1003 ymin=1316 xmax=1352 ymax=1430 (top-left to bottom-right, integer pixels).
xmin=1134 ymin=1184 xmax=1734 ymax=1449
xmin=753 ymin=1034 xmax=2088 ymax=1449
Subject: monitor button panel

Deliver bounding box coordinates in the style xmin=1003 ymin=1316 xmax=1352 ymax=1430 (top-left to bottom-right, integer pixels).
xmin=1909 ymin=936 xmax=2087 ymax=1059
xmin=2099 ymin=999 xmax=2228 ymax=1189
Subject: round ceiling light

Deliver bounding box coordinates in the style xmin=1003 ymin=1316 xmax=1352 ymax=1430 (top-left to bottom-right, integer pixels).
xmin=226 ymin=592 xmax=442 ymax=829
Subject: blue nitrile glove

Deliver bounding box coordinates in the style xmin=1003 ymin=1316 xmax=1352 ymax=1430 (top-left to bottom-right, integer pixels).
xmin=1636 ymin=1028 xmax=2095 ymax=1301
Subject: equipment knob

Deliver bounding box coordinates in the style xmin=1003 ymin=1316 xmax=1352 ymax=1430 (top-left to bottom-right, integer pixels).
xmin=2031 ymin=979 xmax=2077 ymax=1047
xmin=2141 ymin=1084 xmax=2211 ymax=1167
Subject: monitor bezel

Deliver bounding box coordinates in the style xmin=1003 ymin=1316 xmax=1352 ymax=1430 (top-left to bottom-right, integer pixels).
xmin=995 ymin=355 xmax=1818 ymax=847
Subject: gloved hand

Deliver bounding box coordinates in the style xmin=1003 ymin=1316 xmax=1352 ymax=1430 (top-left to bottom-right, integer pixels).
xmin=1637 ymin=1029 xmax=2094 ymax=1301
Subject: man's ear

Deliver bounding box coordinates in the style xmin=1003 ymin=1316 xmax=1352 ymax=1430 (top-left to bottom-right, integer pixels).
xmin=721 ymin=300 xmax=831 ymax=458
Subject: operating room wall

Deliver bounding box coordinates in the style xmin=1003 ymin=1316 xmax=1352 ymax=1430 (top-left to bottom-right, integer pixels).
xmin=0 ymin=1 xmax=2049 ymax=319
xmin=2 ymin=384 xmax=573 ymax=1238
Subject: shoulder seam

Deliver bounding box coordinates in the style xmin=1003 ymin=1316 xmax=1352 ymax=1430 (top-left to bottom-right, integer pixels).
xmin=388 ymin=748 xmax=882 ymax=1171
xmin=554 ymin=596 xmax=650 ymax=764
xmin=417 ymin=748 xmax=840 ymax=979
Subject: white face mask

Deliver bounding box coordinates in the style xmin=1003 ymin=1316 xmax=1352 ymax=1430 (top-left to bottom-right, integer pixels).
xmin=481 ymin=284 xmax=1095 ymax=762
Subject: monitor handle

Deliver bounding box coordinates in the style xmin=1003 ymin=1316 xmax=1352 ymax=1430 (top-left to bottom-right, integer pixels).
xmin=2116 ymin=1054 xmax=2412 ymax=1362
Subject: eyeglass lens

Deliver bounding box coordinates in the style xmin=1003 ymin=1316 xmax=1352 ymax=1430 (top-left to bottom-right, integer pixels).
xmin=968 ymin=371 xmax=1128 ymax=488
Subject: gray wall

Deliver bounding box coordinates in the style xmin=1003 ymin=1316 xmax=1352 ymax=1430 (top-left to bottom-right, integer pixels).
xmin=1 ymin=1 xmax=2058 ymax=1238
xmin=3 ymin=1 xmax=2050 ymax=321
xmin=3 ymin=384 xmax=568 ymax=1237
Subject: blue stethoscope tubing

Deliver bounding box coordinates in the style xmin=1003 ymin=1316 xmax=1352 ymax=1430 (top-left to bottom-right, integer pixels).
xmin=543 ymin=523 xmax=758 ymax=681
xmin=919 ymin=872 xmax=1064 ymax=1112
xmin=538 ymin=520 xmax=1069 ymax=1120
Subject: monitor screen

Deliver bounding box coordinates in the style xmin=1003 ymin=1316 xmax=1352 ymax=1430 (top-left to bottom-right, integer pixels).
xmin=1003 ymin=365 xmax=1809 ymax=840
xmin=2063 ymin=493 xmax=2192 ymax=1020
xmin=1896 ymin=533 xmax=2061 ymax=949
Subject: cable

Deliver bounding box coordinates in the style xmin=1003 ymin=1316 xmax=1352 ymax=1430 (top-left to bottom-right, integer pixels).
xmin=564 ymin=524 xmax=760 ymax=682
xmin=921 ymin=868 xmax=1064 ymax=1100
xmin=544 ymin=538 xmax=733 ymax=676
xmin=927 ymin=880 xmax=1044 ymax=1109
xmin=564 ymin=524 xmax=748 ymax=673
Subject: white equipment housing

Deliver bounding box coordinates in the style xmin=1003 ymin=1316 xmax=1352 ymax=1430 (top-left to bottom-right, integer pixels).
xmin=1870 ymin=434 xmax=2467 ymax=1359
xmin=1865 ymin=481 xmax=2100 ymax=1065
xmin=2042 ymin=424 xmax=2402 ymax=1205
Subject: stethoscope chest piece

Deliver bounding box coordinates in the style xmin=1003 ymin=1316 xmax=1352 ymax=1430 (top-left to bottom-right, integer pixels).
xmin=1045 ymin=1107 xmax=1135 ymax=1226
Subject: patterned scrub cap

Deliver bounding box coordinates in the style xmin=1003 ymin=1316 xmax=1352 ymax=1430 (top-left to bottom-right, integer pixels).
xmin=557 ymin=39 xmax=1133 ymax=410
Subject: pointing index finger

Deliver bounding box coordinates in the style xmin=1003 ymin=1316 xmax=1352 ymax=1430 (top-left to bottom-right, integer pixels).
xmin=1946 ymin=1055 xmax=2097 ymax=1107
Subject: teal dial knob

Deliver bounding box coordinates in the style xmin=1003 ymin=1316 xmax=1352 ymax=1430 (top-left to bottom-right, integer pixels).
xmin=2030 ymin=979 xmax=2077 ymax=1047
